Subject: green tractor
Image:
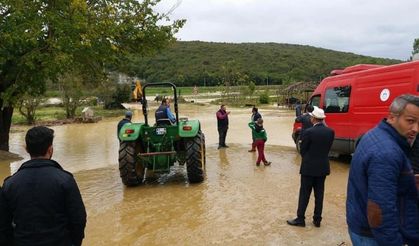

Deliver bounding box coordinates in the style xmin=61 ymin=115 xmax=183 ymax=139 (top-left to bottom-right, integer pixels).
xmin=118 ymin=82 xmax=206 ymax=186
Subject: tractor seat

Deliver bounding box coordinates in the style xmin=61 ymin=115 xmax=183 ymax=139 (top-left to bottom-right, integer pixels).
xmin=156 ymin=118 xmax=175 ymax=126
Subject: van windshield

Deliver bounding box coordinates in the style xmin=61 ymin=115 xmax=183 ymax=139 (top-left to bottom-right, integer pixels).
xmin=308 ymin=95 xmax=321 ymax=108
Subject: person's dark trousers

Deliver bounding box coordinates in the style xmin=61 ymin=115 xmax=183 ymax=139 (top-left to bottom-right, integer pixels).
xmin=218 ymin=127 xmax=228 ymax=147
xmin=255 ymin=139 xmax=267 ymax=164
xmin=296 ymin=175 xmax=326 ymax=222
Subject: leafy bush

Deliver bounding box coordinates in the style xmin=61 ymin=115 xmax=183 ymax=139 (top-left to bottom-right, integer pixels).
xmin=104 ymin=84 xmax=131 ymax=109
xmin=259 ymin=92 xmax=270 ymax=104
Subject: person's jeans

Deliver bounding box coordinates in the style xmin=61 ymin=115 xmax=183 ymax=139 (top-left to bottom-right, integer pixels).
xmin=348 ymin=229 xmax=378 ymax=246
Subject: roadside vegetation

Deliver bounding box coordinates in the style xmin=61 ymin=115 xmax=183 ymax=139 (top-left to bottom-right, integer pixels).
xmin=12 ymin=106 xmax=125 ymax=125
xmin=11 ymin=82 xmax=290 ymax=125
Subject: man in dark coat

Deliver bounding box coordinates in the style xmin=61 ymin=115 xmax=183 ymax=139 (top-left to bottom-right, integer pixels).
xmin=295 ymin=105 xmax=314 ymax=141
xmin=0 ymin=126 xmax=87 ymax=246
xmin=287 ymin=106 xmax=335 ymax=227
xmin=295 ymin=101 xmax=302 ymax=117
xmin=216 ymin=104 xmax=230 ymax=149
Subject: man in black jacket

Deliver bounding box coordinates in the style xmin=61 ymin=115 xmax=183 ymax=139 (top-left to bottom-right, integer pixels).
xmin=0 ymin=186 xmax=13 ymax=245
xmin=0 ymin=126 xmax=87 ymax=246
xmin=295 ymin=105 xmax=314 ymax=142
xmin=287 ymin=106 xmax=335 ymax=228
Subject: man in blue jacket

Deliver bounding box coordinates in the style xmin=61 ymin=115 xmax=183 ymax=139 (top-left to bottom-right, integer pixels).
xmin=155 ymin=98 xmax=176 ymax=125
xmin=346 ymin=94 xmax=419 ymax=245
xmin=0 ymin=126 xmax=87 ymax=246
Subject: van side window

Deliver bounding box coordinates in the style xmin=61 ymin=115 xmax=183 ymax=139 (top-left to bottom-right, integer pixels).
xmin=324 ymin=86 xmax=351 ymax=113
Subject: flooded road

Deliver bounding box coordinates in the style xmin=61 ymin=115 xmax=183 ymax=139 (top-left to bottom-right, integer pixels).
xmin=1 ymin=104 xmax=351 ymax=245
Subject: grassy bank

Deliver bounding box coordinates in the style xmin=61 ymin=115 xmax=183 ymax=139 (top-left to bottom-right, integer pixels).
xmin=12 ymin=106 xmax=125 ymax=125
xmin=11 ymin=85 xmax=286 ymax=125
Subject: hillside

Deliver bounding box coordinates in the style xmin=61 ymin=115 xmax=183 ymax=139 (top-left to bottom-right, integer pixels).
xmin=121 ymin=41 xmax=400 ymax=86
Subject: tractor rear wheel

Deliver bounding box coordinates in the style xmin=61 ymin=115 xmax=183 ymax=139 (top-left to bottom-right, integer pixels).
xmin=118 ymin=141 xmax=145 ymax=186
xmin=186 ymin=131 xmax=206 ymax=183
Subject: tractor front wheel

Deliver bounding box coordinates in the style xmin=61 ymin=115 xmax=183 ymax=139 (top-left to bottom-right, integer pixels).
xmin=118 ymin=141 xmax=145 ymax=186
xmin=186 ymin=131 xmax=206 ymax=183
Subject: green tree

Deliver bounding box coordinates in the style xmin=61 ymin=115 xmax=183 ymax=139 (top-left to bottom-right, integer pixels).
xmin=16 ymin=92 xmax=44 ymax=125
xmin=246 ymin=81 xmax=256 ymax=103
xmin=0 ymin=0 xmax=184 ymax=151
xmin=58 ymin=70 xmax=85 ymax=119
xmin=413 ymin=38 xmax=419 ymax=57
xmin=259 ymin=91 xmax=270 ymax=104
xmin=104 ymin=83 xmax=131 ymax=109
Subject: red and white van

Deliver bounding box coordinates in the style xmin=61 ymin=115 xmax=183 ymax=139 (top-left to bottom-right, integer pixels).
xmin=292 ymin=60 xmax=419 ymax=155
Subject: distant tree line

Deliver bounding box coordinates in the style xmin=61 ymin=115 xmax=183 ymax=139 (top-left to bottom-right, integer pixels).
xmin=120 ymin=41 xmax=401 ymax=87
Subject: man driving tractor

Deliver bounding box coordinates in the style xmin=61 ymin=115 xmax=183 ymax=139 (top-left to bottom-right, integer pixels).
xmin=155 ymin=98 xmax=176 ymax=125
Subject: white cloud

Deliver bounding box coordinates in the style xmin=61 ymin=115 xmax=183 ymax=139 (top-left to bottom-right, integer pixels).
xmin=157 ymin=0 xmax=419 ymax=60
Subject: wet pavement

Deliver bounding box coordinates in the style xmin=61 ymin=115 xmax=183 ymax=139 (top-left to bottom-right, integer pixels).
xmin=1 ymin=103 xmax=351 ymax=245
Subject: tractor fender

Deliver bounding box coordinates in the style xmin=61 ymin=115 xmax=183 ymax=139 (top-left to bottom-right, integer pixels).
xmin=119 ymin=123 xmax=144 ymax=141
xmin=178 ymin=119 xmax=200 ymax=137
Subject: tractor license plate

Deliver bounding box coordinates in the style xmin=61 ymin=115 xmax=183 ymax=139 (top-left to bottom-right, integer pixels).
xmin=156 ymin=128 xmax=166 ymax=135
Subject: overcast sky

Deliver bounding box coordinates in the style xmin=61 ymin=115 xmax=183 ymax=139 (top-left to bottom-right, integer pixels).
xmin=157 ymin=0 xmax=419 ymax=60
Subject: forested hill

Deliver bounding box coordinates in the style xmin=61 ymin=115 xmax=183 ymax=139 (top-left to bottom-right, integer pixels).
xmin=122 ymin=41 xmax=401 ymax=86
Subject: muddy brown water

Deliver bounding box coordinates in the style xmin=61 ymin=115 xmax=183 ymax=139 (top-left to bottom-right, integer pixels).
xmin=0 ymin=104 xmax=351 ymax=245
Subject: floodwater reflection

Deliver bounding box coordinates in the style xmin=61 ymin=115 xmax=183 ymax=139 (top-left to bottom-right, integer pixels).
xmin=2 ymin=104 xmax=351 ymax=245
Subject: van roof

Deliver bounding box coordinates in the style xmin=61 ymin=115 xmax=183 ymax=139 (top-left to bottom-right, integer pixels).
xmin=330 ymin=64 xmax=386 ymax=76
